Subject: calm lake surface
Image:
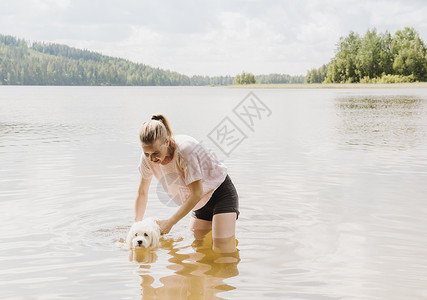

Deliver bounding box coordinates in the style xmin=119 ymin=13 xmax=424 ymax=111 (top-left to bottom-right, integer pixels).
xmin=1 ymin=86 xmax=427 ymax=300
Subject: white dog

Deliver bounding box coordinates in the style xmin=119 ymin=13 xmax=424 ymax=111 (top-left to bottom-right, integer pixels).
xmin=126 ymin=217 xmax=160 ymax=249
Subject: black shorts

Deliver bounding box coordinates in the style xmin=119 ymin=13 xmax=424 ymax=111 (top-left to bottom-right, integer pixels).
xmin=192 ymin=175 xmax=240 ymax=221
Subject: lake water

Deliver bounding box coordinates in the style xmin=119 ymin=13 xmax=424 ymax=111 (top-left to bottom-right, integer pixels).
xmin=1 ymin=86 xmax=427 ymax=300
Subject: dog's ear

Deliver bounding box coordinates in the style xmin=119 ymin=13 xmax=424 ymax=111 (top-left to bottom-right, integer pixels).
xmin=150 ymin=221 xmax=160 ymax=249
xmin=126 ymin=226 xmax=134 ymax=248
xmin=151 ymin=228 xmax=160 ymax=248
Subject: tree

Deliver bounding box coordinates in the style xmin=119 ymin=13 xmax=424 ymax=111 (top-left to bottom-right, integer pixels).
xmin=357 ymin=29 xmax=382 ymax=79
xmin=325 ymin=31 xmax=361 ymax=83
xmin=323 ymin=27 xmax=427 ymax=83
xmin=378 ymin=31 xmax=393 ymax=76
xmin=234 ymin=71 xmax=256 ymax=84
xmin=305 ymin=64 xmax=328 ymax=83
xmin=391 ymin=27 xmax=426 ymax=80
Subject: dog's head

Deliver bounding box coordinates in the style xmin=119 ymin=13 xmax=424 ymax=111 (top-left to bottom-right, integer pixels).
xmin=126 ymin=217 xmax=160 ymax=249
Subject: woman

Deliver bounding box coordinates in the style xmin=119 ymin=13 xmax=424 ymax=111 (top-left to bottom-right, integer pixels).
xmin=134 ymin=114 xmax=239 ymax=253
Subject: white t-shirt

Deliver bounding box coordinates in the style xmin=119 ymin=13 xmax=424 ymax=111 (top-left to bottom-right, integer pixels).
xmin=138 ymin=135 xmax=228 ymax=210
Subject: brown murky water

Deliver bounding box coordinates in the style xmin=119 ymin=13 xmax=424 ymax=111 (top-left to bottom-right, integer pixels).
xmin=1 ymin=86 xmax=427 ymax=299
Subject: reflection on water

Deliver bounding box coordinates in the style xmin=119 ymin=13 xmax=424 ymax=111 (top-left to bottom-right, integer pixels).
xmin=335 ymin=96 xmax=424 ymax=149
xmin=130 ymin=233 xmax=239 ymax=299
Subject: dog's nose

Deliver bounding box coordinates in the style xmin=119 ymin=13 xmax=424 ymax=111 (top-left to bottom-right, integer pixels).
xmin=137 ymin=240 xmax=142 ymax=245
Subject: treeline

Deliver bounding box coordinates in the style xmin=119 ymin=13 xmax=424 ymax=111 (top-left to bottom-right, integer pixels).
xmin=189 ymin=75 xmax=234 ymax=86
xmin=0 ymin=35 xmax=190 ymax=85
xmin=257 ymin=73 xmax=304 ymax=84
xmin=0 ymin=34 xmax=303 ymax=86
xmin=306 ymin=27 xmax=427 ymax=83
xmin=232 ymin=71 xmax=305 ymax=85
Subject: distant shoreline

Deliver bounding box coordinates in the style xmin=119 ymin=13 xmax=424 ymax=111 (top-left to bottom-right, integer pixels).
xmin=1 ymin=82 xmax=426 ymax=89
xmin=228 ymin=82 xmax=427 ymax=89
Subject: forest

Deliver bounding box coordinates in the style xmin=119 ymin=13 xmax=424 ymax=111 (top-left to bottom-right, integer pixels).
xmin=305 ymin=27 xmax=427 ymax=83
xmin=0 ymin=34 xmax=303 ymax=86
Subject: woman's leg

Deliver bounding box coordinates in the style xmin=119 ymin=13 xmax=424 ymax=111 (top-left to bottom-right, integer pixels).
xmin=189 ymin=217 xmax=212 ymax=240
xmin=212 ymin=212 xmax=237 ymax=253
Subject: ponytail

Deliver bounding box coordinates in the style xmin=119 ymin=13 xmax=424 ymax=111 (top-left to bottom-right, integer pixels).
xmin=151 ymin=114 xmax=172 ymax=138
xmin=139 ymin=114 xmax=173 ymax=144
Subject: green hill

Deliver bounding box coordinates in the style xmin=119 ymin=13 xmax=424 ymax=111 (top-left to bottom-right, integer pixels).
xmin=0 ymin=34 xmax=303 ymax=86
xmin=0 ymin=34 xmax=234 ymax=86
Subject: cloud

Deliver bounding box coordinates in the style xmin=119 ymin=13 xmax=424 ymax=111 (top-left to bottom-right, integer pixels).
xmin=1 ymin=0 xmax=426 ymax=76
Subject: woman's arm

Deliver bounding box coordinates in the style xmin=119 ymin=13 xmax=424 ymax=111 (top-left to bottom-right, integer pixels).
xmin=157 ymin=179 xmax=203 ymax=234
xmin=134 ymin=177 xmax=152 ymax=222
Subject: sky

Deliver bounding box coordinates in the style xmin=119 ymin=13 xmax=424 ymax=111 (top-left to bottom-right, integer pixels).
xmin=0 ymin=0 xmax=426 ymax=76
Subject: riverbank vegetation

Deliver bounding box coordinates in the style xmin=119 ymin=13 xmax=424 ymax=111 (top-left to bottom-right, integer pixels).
xmin=0 ymin=34 xmax=303 ymax=86
xmin=2 ymin=28 xmax=424 ymax=86
xmin=305 ymin=27 xmax=427 ymax=84
xmin=234 ymin=72 xmax=256 ymax=84
xmin=229 ymin=82 xmax=427 ymax=89
xmin=0 ymin=35 xmax=191 ymax=85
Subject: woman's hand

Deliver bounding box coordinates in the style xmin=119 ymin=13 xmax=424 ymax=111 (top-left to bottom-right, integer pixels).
xmin=156 ymin=219 xmax=174 ymax=235
xmin=156 ymin=180 xmax=203 ymax=235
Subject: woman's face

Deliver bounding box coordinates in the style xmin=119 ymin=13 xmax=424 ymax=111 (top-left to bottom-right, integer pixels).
xmin=142 ymin=139 xmax=169 ymax=164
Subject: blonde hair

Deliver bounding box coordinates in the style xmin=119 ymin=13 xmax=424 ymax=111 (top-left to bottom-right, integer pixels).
xmin=139 ymin=114 xmax=173 ymax=144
